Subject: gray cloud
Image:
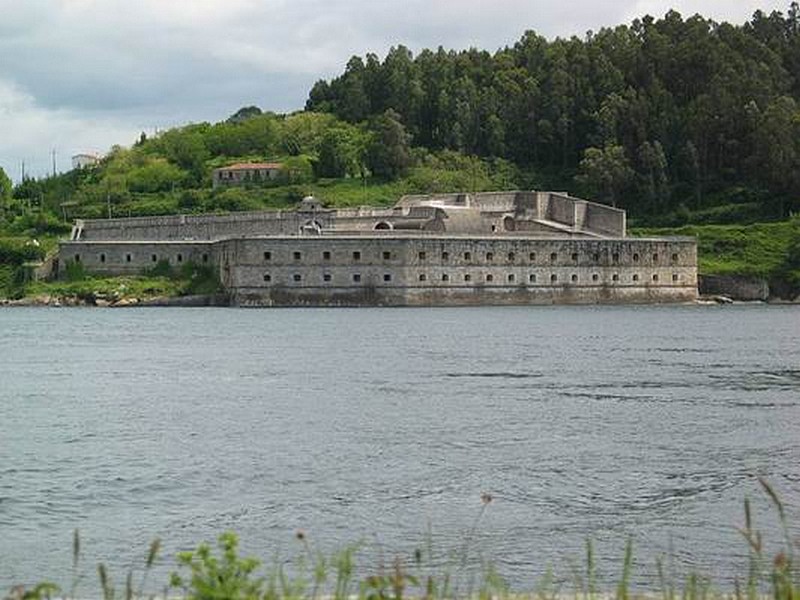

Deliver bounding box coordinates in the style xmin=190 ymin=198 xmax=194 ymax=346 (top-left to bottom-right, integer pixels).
xmin=0 ymin=0 xmax=790 ymax=180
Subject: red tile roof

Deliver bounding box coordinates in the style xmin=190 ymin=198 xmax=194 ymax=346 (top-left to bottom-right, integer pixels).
xmin=217 ymin=162 xmax=283 ymax=171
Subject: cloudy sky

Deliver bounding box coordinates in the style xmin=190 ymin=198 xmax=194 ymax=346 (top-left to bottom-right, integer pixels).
xmin=0 ymin=0 xmax=791 ymax=180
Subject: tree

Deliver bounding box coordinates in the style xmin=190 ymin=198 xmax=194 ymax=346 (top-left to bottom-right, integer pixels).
xmin=576 ymin=144 xmax=634 ymax=207
xmin=0 ymin=167 xmax=12 ymax=207
xmin=365 ymin=110 xmax=413 ymax=179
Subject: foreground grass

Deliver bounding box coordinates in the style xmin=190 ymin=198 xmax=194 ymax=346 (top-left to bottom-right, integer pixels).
xmin=4 ymin=480 xmax=797 ymax=600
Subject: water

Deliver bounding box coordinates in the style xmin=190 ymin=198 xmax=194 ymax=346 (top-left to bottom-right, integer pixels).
xmin=1 ymin=305 xmax=799 ymax=592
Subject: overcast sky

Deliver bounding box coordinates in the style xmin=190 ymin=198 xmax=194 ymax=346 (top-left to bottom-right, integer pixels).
xmin=0 ymin=0 xmax=791 ymax=180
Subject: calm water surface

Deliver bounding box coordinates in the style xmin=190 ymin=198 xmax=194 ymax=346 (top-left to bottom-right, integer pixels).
xmin=1 ymin=305 xmax=799 ymax=591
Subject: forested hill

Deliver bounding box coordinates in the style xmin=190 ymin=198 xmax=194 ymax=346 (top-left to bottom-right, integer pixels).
xmin=307 ymin=5 xmax=800 ymax=220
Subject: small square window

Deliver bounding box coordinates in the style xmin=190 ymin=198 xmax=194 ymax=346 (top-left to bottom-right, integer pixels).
xmin=550 ymin=274 xmax=558 ymax=282
xmin=353 ymin=273 xmax=361 ymax=282
xmin=151 ymin=254 xmax=157 ymax=262
xmin=442 ymin=251 xmax=449 ymax=260
xmin=418 ymin=251 xmax=426 ymax=260
xmin=177 ymin=254 xmax=183 ymax=263
xmin=382 ymin=251 xmax=391 ymax=260
xmin=323 ymin=273 xmax=332 ymax=282
xmin=652 ymin=253 xmax=659 ymax=262
xmin=486 ymin=252 xmax=494 ymax=261
xmin=550 ymin=253 xmax=557 ymax=262
xmin=464 ymin=273 xmax=472 ymax=282
xmin=353 ymin=251 xmax=361 ymax=261
xmin=442 ymin=273 xmax=450 ymax=282
xmin=507 ymin=273 xmax=515 ymax=282
xmin=672 ymin=273 xmax=680 ymax=282
xmin=383 ymin=273 xmax=392 ymax=282
xmin=672 ymin=253 xmax=679 ymax=262
xmin=529 ymin=273 xmax=537 ymax=283
xmin=633 ymin=274 xmax=640 ymax=282
xmin=652 ymin=273 xmax=659 ymax=282
xmin=464 ymin=251 xmax=472 ymax=260
xmin=264 ymin=251 xmax=271 ymax=261
xmin=592 ymin=273 xmax=599 ymax=282
xmin=571 ymin=253 xmax=578 ymax=262
xmin=612 ymin=273 xmax=620 ymax=282
xmin=486 ymin=274 xmax=494 ymax=282
xmin=633 ymin=253 xmax=640 ymax=262
xmin=126 ymin=254 xmax=132 ymax=263
xmin=263 ymin=274 xmax=272 ymax=282
xmin=508 ymin=252 xmax=515 ymax=262
xmin=571 ymin=274 xmax=578 ymax=282
xmin=294 ymin=251 xmax=302 ymax=260
xmin=529 ymin=252 xmax=536 ymax=261
xmin=293 ymin=273 xmax=302 ymax=282
xmin=419 ymin=273 xmax=427 ymax=282
xmin=323 ymin=251 xmax=331 ymax=260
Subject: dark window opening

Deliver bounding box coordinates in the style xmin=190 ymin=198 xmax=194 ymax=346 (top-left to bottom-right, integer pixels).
xmin=293 ymin=274 xmax=302 ymax=282
xmin=508 ymin=273 xmax=515 ymax=282
xmin=529 ymin=274 xmax=537 ymax=283
xmin=202 ymin=254 xmax=208 ymax=263
xmin=419 ymin=273 xmax=427 ymax=282
xmin=652 ymin=274 xmax=659 ymax=282
xmin=550 ymin=252 xmax=557 ymax=262
xmin=442 ymin=273 xmax=449 ymax=282
xmin=464 ymin=273 xmax=472 ymax=282
xmin=486 ymin=252 xmax=494 ymax=261
xmin=672 ymin=253 xmax=679 ymax=262
xmin=464 ymin=251 xmax=472 ymax=260
xmin=383 ymin=273 xmax=392 ymax=282
xmin=263 ymin=274 xmax=272 ymax=282
xmin=74 ymin=254 xmax=81 ymax=263
xmin=550 ymin=274 xmax=558 ymax=283
xmin=382 ymin=251 xmax=391 ymax=260
xmin=418 ymin=251 xmax=426 ymax=260
xmin=323 ymin=273 xmax=332 ymax=282
xmin=323 ymin=251 xmax=331 ymax=260
xmin=508 ymin=252 xmax=516 ymax=262
xmin=442 ymin=251 xmax=449 ymax=260
xmin=151 ymin=254 xmax=158 ymax=262
xmin=653 ymin=253 xmax=659 ymax=262
xmin=571 ymin=253 xmax=578 ymax=262
xmin=529 ymin=252 xmax=536 ymax=261
xmin=353 ymin=251 xmax=361 ymax=261
xmin=633 ymin=274 xmax=640 ymax=282
xmin=126 ymin=254 xmax=132 ymax=263
xmin=177 ymin=254 xmax=183 ymax=263
xmin=672 ymin=273 xmax=679 ymax=282
xmin=264 ymin=251 xmax=271 ymax=261
xmin=294 ymin=251 xmax=302 ymax=260
xmin=571 ymin=274 xmax=578 ymax=282
xmin=353 ymin=273 xmax=361 ymax=282
xmin=633 ymin=253 xmax=640 ymax=262
xmin=613 ymin=273 xmax=620 ymax=282
xmin=486 ymin=274 xmax=494 ymax=282
xmin=99 ymin=253 xmax=106 ymax=263
xmin=592 ymin=273 xmax=599 ymax=282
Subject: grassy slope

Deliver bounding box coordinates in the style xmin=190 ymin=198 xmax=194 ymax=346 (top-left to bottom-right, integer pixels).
xmin=632 ymin=221 xmax=797 ymax=279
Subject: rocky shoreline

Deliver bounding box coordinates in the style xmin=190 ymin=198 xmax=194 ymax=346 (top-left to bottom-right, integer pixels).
xmin=0 ymin=292 xmax=228 ymax=308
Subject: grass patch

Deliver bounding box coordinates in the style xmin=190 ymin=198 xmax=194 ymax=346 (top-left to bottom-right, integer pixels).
xmin=633 ymin=220 xmax=799 ymax=278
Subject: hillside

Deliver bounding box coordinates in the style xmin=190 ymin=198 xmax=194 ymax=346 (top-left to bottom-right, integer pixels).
xmin=1 ymin=5 xmax=800 ymax=300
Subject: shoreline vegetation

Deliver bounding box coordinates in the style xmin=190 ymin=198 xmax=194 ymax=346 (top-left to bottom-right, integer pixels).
xmin=3 ymin=481 xmax=797 ymax=600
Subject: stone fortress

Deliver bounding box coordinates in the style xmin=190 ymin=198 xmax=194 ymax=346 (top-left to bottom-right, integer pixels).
xmin=58 ymin=191 xmax=697 ymax=306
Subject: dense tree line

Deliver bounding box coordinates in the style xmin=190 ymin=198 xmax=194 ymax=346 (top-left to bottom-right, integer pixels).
xmin=306 ymin=5 xmax=800 ymax=219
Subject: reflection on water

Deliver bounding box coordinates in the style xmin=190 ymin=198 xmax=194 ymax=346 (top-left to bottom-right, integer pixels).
xmin=0 ymin=305 xmax=798 ymax=591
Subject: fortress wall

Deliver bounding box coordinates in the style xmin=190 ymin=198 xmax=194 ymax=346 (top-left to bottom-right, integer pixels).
xmin=220 ymin=236 xmax=697 ymax=306
xmin=544 ymin=193 xmax=577 ymax=226
xmin=78 ymin=211 xmax=331 ymax=241
xmin=584 ymin=202 xmax=626 ymax=237
xmin=59 ymin=241 xmax=215 ymax=276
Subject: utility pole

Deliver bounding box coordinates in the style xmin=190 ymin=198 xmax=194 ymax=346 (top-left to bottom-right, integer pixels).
xmin=51 ymin=148 xmax=57 ymax=177
xmin=21 ymin=160 xmax=25 ymax=181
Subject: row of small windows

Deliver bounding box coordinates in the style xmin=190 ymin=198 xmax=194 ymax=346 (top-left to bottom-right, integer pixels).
xmin=76 ymin=253 xmax=209 ymax=264
xmin=265 ymin=250 xmax=681 ymax=263
xmin=263 ymin=272 xmax=682 ymax=284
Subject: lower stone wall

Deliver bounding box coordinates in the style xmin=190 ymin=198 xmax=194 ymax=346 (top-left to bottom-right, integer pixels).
xmin=59 ymin=235 xmax=697 ymax=306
